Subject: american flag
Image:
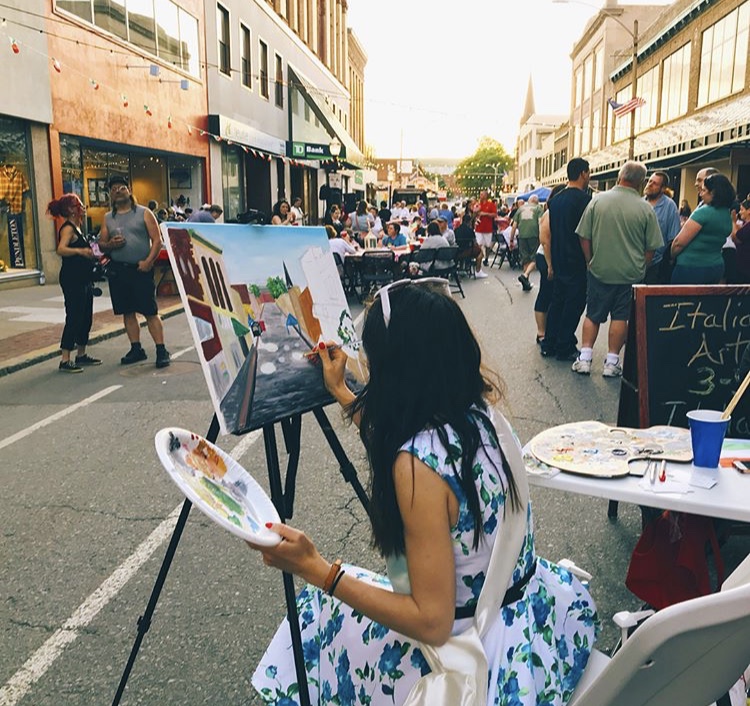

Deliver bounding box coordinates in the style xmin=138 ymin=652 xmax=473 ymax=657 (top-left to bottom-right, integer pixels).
xmin=608 ymin=97 xmax=646 ymax=117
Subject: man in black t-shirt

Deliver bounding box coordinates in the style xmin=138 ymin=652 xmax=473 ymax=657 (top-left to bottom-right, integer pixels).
xmin=378 ymin=201 xmax=391 ymax=227
xmin=540 ymin=158 xmax=591 ymax=360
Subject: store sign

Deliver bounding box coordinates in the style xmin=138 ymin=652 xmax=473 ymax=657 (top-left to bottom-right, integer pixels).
xmin=354 ymin=171 xmax=364 ymax=186
xmin=288 ymin=141 xmax=346 ymax=160
xmin=211 ymin=115 xmax=286 ymax=155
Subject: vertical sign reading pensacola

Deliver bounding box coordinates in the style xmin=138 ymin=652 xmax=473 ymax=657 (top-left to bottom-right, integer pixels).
xmin=8 ymin=213 xmax=25 ymax=268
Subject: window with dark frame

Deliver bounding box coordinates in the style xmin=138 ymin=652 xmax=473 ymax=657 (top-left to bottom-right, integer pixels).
xmin=241 ymin=24 xmax=252 ymax=88
xmin=217 ymin=3 xmax=230 ymax=76
xmin=260 ymin=40 xmax=269 ymax=99
xmin=275 ymin=54 xmax=284 ymax=108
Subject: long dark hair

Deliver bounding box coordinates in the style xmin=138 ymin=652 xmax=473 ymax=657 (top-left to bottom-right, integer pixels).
xmin=703 ymin=174 xmax=736 ymax=209
xmin=347 ymin=285 xmax=520 ymax=556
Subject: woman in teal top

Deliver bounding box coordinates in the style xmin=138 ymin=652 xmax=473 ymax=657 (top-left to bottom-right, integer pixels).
xmin=670 ymin=174 xmax=736 ymax=284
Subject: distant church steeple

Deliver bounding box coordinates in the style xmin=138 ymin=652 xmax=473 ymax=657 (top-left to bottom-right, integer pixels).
xmin=520 ymin=75 xmax=536 ymax=126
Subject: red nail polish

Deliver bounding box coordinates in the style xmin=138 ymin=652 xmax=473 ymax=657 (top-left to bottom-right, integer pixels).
xmin=319 ymin=342 xmax=326 ymax=350
xmin=265 ymin=522 xmax=273 ymax=528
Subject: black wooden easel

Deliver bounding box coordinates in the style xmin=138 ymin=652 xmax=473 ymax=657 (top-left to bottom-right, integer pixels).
xmin=112 ymin=406 xmax=369 ymax=706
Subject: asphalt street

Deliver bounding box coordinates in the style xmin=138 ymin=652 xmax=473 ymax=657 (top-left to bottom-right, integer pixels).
xmin=1 ymin=264 xmax=748 ymax=706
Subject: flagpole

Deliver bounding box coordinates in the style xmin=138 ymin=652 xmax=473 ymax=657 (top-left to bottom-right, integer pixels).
xmin=628 ymin=19 xmax=639 ymax=161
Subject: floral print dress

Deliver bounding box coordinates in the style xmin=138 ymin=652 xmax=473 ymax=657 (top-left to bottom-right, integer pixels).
xmin=252 ymin=411 xmax=598 ymax=705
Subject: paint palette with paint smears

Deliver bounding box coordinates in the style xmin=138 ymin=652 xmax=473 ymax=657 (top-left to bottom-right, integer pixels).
xmin=155 ymin=428 xmax=281 ymax=545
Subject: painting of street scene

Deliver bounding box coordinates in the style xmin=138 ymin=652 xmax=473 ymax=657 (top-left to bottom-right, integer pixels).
xmin=162 ymin=223 xmax=363 ymax=435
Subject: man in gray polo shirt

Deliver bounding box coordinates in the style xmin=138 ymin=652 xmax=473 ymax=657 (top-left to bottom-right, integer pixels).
xmin=99 ymin=176 xmax=170 ymax=368
xmin=572 ymin=161 xmax=662 ymax=377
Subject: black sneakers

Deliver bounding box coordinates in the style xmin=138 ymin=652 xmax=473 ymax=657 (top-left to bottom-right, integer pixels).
xmin=75 ymin=354 xmax=102 ymax=366
xmin=59 ymin=360 xmax=83 ymax=373
xmin=155 ymin=347 xmax=171 ymax=368
xmin=518 ymin=274 xmax=533 ymax=291
xmin=121 ymin=347 xmax=148 ymax=365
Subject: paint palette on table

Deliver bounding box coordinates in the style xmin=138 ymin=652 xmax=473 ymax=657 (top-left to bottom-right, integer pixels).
xmin=155 ymin=427 xmax=281 ymax=545
xmin=528 ymin=420 xmax=692 ymax=478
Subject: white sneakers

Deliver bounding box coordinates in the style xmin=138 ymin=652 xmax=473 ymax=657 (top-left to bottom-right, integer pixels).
xmin=571 ymin=357 xmax=623 ymax=377
xmin=475 ymin=270 xmax=489 ymax=279
xmin=602 ymin=361 xmax=623 ymax=378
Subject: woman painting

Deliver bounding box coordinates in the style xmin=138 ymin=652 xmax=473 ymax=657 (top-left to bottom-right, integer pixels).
xmin=48 ymin=194 xmax=101 ymax=373
xmin=671 ymin=174 xmax=736 ymax=284
xmin=250 ymin=280 xmax=598 ymax=705
xmin=271 ymin=199 xmax=296 ymax=225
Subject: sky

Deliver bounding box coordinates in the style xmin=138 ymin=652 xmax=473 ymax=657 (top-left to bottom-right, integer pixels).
xmin=346 ymin=0 xmax=672 ymax=160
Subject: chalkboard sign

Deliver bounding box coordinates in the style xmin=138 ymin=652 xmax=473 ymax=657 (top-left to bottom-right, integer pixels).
xmin=617 ymin=285 xmax=750 ymax=437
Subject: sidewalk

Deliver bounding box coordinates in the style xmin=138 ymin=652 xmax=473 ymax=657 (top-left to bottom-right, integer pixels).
xmin=0 ymin=282 xmax=183 ymax=377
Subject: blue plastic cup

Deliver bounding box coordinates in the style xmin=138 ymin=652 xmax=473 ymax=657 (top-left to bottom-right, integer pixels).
xmin=686 ymin=410 xmax=730 ymax=469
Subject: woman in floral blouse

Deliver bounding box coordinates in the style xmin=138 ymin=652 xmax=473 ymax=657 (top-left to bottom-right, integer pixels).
xmin=251 ymin=280 xmax=598 ymax=705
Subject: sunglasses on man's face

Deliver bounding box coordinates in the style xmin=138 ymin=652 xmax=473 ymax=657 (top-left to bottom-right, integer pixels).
xmin=375 ymin=277 xmax=452 ymax=328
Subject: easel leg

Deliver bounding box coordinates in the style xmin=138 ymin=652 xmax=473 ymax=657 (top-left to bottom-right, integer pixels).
xmin=263 ymin=423 xmax=312 ymax=706
xmin=112 ymin=415 xmax=220 ymax=706
xmin=313 ymin=406 xmax=370 ymax=514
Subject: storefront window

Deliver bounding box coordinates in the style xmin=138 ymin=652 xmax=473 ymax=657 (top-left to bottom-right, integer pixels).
xmin=60 ymin=135 xmax=84 ymax=202
xmin=0 ymin=117 xmax=37 ymax=273
xmin=222 ymin=146 xmax=245 ymax=222
xmin=62 ymin=135 xmax=203 ymax=231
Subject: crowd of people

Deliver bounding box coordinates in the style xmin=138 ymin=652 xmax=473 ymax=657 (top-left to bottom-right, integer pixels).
xmin=532 ymin=159 xmax=745 ymax=379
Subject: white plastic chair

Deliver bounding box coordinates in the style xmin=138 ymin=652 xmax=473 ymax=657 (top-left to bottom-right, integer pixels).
xmin=570 ymin=553 xmax=750 ymax=706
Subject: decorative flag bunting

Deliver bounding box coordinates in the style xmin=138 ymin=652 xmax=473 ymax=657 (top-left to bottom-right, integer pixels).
xmin=121 ymin=94 xmax=129 ymax=107
xmin=144 ymin=104 xmax=152 ymax=116
xmin=187 ymin=125 xmax=192 ymax=135
xmin=608 ymin=97 xmax=646 ymax=118
xmin=10 ymin=37 xmax=19 ymax=54
xmin=52 ymin=58 xmax=61 ymax=73
xmin=167 ymin=115 xmax=172 ymax=129
xmin=89 ymin=78 xmax=99 ymax=90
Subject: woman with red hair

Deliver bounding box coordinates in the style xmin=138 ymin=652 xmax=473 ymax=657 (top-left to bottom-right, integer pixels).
xmin=47 ymin=194 xmax=101 ymax=372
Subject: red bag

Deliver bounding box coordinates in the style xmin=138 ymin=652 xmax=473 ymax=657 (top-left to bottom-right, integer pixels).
xmin=625 ymin=511 xmax=725 ymax=610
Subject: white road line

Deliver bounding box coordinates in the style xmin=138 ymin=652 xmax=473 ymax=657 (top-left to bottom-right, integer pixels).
xmin=0 ymin=430 xmax=262 ymax=706
xmin=170 ymin=346 xmax=194 ymax=361
xmin=0 ymin=385 xmax=123 ymax=452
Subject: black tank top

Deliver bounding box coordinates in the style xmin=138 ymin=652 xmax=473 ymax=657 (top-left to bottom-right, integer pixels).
xmin=59 ymin=220 xmax=91 ymax=281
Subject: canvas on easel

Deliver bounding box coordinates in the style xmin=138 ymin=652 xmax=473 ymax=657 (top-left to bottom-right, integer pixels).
xmin=161 ymin=223 xmax=365 ymax=435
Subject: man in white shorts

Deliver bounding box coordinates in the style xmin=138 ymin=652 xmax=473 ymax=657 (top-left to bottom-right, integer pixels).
xmin=473 ymin=189 xmax=496 ymax=278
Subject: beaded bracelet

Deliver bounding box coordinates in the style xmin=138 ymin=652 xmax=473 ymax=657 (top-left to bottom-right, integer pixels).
xmin=328 ymin=567 xmax=346 ymax=597
xmin=322 ymin=559 xmax=342 ymax=594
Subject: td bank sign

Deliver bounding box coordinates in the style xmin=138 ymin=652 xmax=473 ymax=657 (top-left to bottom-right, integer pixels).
xmin=288 ymin=141 xmax=346 ymax=160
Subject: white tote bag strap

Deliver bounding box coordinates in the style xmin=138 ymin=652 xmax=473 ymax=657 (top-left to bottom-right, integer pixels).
xmin=402 ymin=412 xmax=530 ymax=706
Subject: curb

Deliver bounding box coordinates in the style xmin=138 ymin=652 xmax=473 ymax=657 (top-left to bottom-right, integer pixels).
xmin=0 ymin=304 xmax=185 ymax=378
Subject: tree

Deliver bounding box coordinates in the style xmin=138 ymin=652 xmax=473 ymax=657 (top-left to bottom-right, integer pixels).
xmin=266 ymin=276 xmax=287 ymax=299
xmin=454 ymin=137 xmax=513 ymax=199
